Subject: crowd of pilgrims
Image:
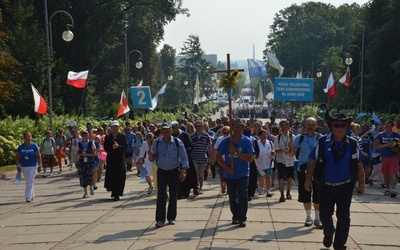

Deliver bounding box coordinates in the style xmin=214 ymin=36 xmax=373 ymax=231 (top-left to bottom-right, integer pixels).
xmin=18 ymin=113 xmax=397 ymax=202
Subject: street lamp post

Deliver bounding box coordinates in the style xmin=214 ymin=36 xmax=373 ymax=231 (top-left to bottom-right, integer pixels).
xmin=44 ymin=0 xmax=74 ymax=133
xmin=124 ymin=34 xmax=143 ymax=120
xmin=345 ymin=27 xmax=365 ymax=112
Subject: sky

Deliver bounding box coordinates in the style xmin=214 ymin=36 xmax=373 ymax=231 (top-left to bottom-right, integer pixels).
xmin=160 ymin=0 xmax=370 ymax=62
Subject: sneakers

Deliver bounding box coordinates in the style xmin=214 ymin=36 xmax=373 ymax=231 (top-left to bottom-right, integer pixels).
xmin=147 ymin=186 xmax=154 ymax=194
xmin=194 ymin=189 xmax=200 ymax=196
xmin=286 ymin=192 xmax=292 ymax=200
xmin=258 ymin=188 xmax=265 ymax=195
xmin=384 ymin=190 xmax=391 ymax=196
xmin=155 ymin=221 xmax=165 ymax=228
xmin=198 ymin=189 xmax=203 ymax=194
xmin=323 ymin=232 xmax=334 ymax=248
xmin=168 ymin=220 xmax=176 ymax=225
xmin=390 ymin=191 xmax=397 ymax=198
xmin=232 ymin=220 xmax=239 ymax=225
xmin=82 ymin=193 xmax=89 ymax=198
xmin=279 ymin=195 xmax=286 ymax=202
xmin=304 ymin=217 xmax=313 ymax=227
xmin=58 ymin=170 xmax=62 ymax=174
xmin=90 ymin=187 xmax=95 ymax=196
xmin=314 ymin=220 xmax=323 ymax=229
xmin=266 ymin=191 xmax=273 ymax=198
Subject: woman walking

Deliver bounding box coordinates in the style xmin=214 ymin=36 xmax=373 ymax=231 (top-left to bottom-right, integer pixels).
xmin=16 ymin=132 xmax=42 ymax=202
xmin=40 ymin=130 xmax=57 ymax=177
xmin=77 ymin=131 xmax=96 ymax=198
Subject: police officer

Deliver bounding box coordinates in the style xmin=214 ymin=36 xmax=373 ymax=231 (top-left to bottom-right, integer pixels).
xmin=305 ymin=114 xmax=365 ymax=250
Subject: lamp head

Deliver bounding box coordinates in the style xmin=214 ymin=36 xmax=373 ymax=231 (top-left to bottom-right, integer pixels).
xmin=316 ymin=71 xmax=322 ymax=78
xmin=345 ymin=57 xmax=353 ymax=66
xmin=168 ymin=75 xmax=173 ymax=81
xmin=136 ymin=61 xmax=143 ymax=69
xmin=184 ymin=80 xmax=188 ymax=86
xmin=62 ymin=30 xmax=74 ymax=42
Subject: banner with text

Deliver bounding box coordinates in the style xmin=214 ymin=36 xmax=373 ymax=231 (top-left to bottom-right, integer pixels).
xmin=273 ymin=78 xmax=314 ymax=102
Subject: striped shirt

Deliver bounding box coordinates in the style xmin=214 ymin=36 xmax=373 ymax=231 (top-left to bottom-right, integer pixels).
xmin=190 ymin=132 xmax=211 ymax=162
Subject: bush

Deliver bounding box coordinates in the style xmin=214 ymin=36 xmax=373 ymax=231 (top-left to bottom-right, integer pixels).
xmin=0 ymin=111 xmax=180 ymax=166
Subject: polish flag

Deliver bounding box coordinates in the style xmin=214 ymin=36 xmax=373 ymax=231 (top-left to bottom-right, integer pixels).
xmin=339 ymin=66 xmax=351 ymax=87
xmin=30 ymin=84 xmax=47 ymax=115
xmin=323 ymin=72 xmax=337 ymax=100
xmin=117 ymin=90 xmax=130 ymax=117
xmin=66 ymin=70 xmax=89 ymax=88
xmin=137 ymin=79 xmax=143 ymax=87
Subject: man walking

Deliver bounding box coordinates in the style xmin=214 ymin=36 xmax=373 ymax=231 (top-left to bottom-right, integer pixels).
xmin=305 ymin=114 xmax=365 ymax=249
xmin=374 ymin=120 xmax=400 ymax=197
xmin=216 ymin=119 xmax=254 ymax=228
xmin=190 ymin=120 xmax=212 ymax=195
xmin=150 ymin=122 xmax=189 ymax=228
xmin=294 ymin=117 xmax=322 ymax=229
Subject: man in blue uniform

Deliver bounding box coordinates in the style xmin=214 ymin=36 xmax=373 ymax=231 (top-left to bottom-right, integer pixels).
xmin=216 ymin=119 xmax=254 ymax=228
xmin=305 ymin=114 xmax=365 ymax=250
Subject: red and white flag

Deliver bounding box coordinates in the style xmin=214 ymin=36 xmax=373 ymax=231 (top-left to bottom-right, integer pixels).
xmin=339 ymin=66 xmax=351 ymax=87
xmin=66 ymin=70 xmax=89 ymax=88
xmin=137 ymin=79 xmax=143 ymax=87
xmin=30 ymin=84 xmax=47 ymax=115
xmin=117 ymin=90 xmax=130 ymax=117
xmin=323 ymin=72 xmax=337 ymax=100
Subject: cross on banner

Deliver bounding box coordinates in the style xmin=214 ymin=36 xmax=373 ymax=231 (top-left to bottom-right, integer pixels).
xmin=213 ymin=54 xmax=245 ymax=172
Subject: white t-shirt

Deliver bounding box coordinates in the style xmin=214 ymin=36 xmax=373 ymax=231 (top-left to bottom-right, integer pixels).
xmin=255 ymin=139 xmax=274 ymax=169
xmin=274 ymin=132 xmax=295 ymax=167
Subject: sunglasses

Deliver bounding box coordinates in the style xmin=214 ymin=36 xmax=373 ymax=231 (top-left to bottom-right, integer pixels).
xmin=332 ymin=123 xmax=347 ymax=128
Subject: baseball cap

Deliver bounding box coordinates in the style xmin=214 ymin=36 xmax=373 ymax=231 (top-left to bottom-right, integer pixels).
xmin=161 ymin=122 xmax=170 ymax=129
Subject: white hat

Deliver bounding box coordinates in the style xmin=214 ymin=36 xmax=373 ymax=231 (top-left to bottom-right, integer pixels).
xmin=96 ymin=135 xmax=102 ymax=140
xmin=110 ymin=120 xmax=119 ymax=127
xmin=171 ymin=121 xmax=179 ymax=127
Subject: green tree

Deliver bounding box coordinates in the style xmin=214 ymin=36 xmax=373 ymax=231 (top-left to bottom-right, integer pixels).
xmin=178 ymin=34 xmax=215 ymax=112
xmin=363 ymin=0 xmax=400 ymax=112
xmin=266 ymin=2 xmax=364 ymax=109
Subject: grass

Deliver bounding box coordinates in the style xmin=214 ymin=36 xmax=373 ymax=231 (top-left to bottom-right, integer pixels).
xmin=0 ymin=165 xmax=16 ymax=175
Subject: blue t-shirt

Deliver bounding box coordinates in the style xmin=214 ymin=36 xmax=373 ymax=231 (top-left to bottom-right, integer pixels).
xmin=217 ymin=135 xmax=254 ymax=179
xmin=17 ymin=143 xmax=39 ymax=167
xmin=309 ymin=134 xmax=362 ymax=183
xmin=375 ymin=131 xmax=400 ymax=158
xmin=125 ymin=132 xmax=136 ymax=153
xmin=294 ymin=133 xmax=319 ymax=166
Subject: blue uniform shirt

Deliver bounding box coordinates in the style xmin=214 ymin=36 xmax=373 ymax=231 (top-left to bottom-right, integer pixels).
xmin=17 ymin=143 xmax=40 ymax=167
xmin=217 ymin=135 xmax=254 ymax=179
xmin=309 ymin=134 xmax=362 ymax=183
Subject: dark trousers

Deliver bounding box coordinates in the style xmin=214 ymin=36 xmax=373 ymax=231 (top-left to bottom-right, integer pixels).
xmin=226 ymin=176 xmax=249 ymax=222
xmin=177 ymin=157 xmax=197 ymax=197
xmin=248 ymin=161 xmax=257 ymax=197
xmin=156 ymin=168 xmax=180 ymax=222
xmin=319 ymin=182 xmax=353 ymax=249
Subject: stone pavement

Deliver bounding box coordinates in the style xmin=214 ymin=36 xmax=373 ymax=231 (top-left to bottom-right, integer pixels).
xmin=0 ymin=168 xmax=399 ymax=250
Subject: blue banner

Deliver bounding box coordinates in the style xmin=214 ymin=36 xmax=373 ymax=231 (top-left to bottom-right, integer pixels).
xmin=274 ymin=78 xmax=314 ymax=102
xmin=247 ymin=59 xmax=266 ymax=78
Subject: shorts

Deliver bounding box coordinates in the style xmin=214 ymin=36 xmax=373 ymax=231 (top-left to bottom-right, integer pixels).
xmin=297 ymin=171 xmax=319 ymax=204
xmin=258 ymin=168 xmax=272 ymax=177
xmin=277 ymin=163 xmax=294 ymax=180
xmin=125 ymin=152 xmax=133 ymax=159
xmin=381 ymin=156 xmax=399 ymax=176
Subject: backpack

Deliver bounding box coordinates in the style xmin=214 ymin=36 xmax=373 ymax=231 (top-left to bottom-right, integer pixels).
xmin=295 ymin=133 xmax=321 ymax=159
xmin=42 ymin=138 xmax=55 ymax=145
xmin=314 ymin=135 xmax=359 ymax=187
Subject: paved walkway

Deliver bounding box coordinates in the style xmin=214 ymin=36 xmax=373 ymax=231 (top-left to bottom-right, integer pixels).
xmin=0 ymin=167 xmax=399 ymax=250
